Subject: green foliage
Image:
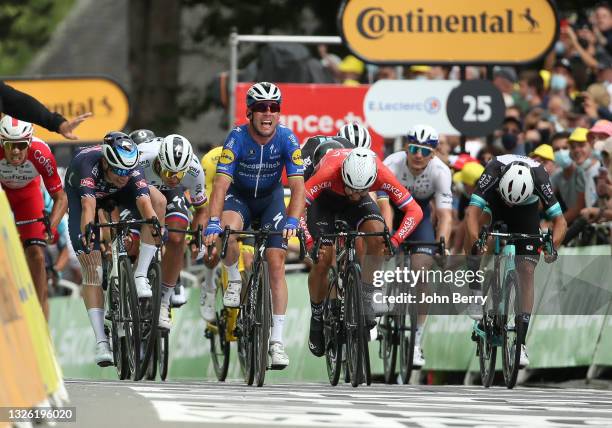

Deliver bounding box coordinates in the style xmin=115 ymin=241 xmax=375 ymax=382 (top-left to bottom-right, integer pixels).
xmin=0 ymin=0 xmax=75 ymax=75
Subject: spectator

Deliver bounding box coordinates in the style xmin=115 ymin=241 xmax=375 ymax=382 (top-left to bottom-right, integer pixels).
xmin=408 ymin=65 xmax=432 ymax=80
xmin=0 ymin=81 xmax=90 ymax=139
xmin=594 ymin=2 xmax=612 ymax=56
xmin=498 ymin=116 xmax=526 ymax=155
xmin=580 ymin=139 xmax=612 ymax=229
xmin=493 ymin=66 xmax=518 ymax=107
xmin=570 ymin=127 xmax=603 ymax=207
xmin=450 ymin=161 xmax=485 ymax=254
xmin=337 ymin=55 xmax=364 ymax=86
xmin=588 ymin=119 xmax=612 ymax=155
xmin=529 ymin=144 xmax=556 ymax=175
xmin=551 ymin=128 xmax=587 ymax=224
xmin=550 ymin=58 xmax=578 ymax=100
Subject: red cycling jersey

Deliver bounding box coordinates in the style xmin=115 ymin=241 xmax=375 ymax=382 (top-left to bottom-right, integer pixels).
xmin=304 ymin=148 xmax=423 ymax=246
xmin=0 ymin=137 xmax=62 ymax=194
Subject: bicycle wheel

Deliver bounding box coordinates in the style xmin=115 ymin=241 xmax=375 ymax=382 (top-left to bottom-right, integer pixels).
xmin=240 ymin=272 xmax=257 ymax=386
xmin=379 ymin=315 xmax=398 ymax=384
xmin=253 ymin=262 xmax=271 ymax=387
xmin=477 ymin=265 xmax=500 ymax=388
xmin=145 ymin=336 xmax=158 ymax=381
xmin=323 ymin=267 xmax=342 ymax=386
xmin=502 ymin=271 xmax=521 ymax=389
xmin=363 ymin=330 xmax=372 ymax=386
xmin=399 ymin=309 xmax=417 ymax=384
xmin=208 ymin=283 xmax=231 ymax=381
xmin=236 ymin=303 xmax=252 ymax=384
xmin=158 ymin=330 xmax=169 ymax=381
xmin=345 ymin=263 xmax=364 ymax=388
xmin=106 ymin=258 xmax=130 ymax=380
xmin=136 ymin=260 xmax=161 ymax=381
xmin=119 ymin=256 xmax=141 ymax=381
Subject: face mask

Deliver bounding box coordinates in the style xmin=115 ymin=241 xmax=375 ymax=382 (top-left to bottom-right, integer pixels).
xmin=577 ymin=157 xmax=593 ymax=170
xmin=554 ymin=149 xmax=573 ymax=169
xmin=415 ymin=75 xmax=428 ymax=81
xmin=550 ymin=74 xmax=568 ymax=91
xmin=593 ymin=150 xmax=604 ymax=162
xmin=555 ymin=40 xmax=566 ymax=55
xmin=501 ymin=133 xmax=518 ymax=150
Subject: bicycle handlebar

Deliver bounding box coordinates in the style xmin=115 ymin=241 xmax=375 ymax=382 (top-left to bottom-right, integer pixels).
xmin=475 ymin=225 xmax=556 ymax=258
xmin=400 ymin=236 xmax=446 ymax=255
xmin=16 ymin=214 xmax=52 ymax=239
xmin=220 ymin=226 xmax=307 ymax=261
xmin=86 ymin=217 xmax=162 ymax=249
xmin=312 ymin=225 xmax=394 ymax=263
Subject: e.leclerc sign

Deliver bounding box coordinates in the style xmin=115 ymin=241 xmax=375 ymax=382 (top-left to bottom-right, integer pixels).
xmin=339 ymin=0 xmax=558 ymax=64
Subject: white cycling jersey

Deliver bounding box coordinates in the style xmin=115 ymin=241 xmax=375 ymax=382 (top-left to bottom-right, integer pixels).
xmin=379 ymin=151 xmax=453 ymax=210
xmin=138 ymin=141 xmax=207 ymax=207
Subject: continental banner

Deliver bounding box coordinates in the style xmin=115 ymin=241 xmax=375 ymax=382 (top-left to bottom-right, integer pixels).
xmin=0 ymin=190 xmax=65 ymax=422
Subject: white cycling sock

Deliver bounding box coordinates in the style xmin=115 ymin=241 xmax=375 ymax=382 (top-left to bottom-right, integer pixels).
xmin=224 ymin=260 xmax=241 ymax=283
xmin=88 ymin=308 xmax=107 ymax=344
xmin=415 ymin=327 xmax=423 ymax=347
xmin=161 ymin=283 xmax=175 ymax=305
xmin=203 ymin=265 xmax=218 ymax=292
xmin=135 ymin=243 xmax=157 ymax=277
xmin=271 ymin=315 xmax=285 ymax=343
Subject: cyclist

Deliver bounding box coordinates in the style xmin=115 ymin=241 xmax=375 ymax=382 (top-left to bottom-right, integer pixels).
xmin=305 ymin=147 xmax=423 ymax=357
xmin=65 ymin=131 xmax=166 ymax=366
xmin=337 ymin=122 xmax=372 ymax=148
xmin=0 ymin=115 xmax=67 ymax=320
xmin=135 ymin=134 xmax=207 ymax=328
xmin=301 ymin=135 xmax=354 ymax=181
xmin=377 ymin=124 xmax=452 ymax=367
xmin=464 ymin=154 xmax=567 ymax=367
xmin=204 ymin=82 xmax=305 ymax=369
xmin=129 ymin=129 xmax=157 ymax=145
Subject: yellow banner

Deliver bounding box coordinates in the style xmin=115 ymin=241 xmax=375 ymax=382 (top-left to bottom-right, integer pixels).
xmin=6 ymin=77 xmax=129 ymax=143
xmin=340 ymin=0 xmax=558 ymax=64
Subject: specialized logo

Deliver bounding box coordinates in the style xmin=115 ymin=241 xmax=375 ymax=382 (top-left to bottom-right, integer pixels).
xmin=340 ymin=0 xmax=558 ymax=64
xmin=219 ymin=148 xmax=235 ymax=165
xmin=291 ymin=149 xmax=304 ymax=166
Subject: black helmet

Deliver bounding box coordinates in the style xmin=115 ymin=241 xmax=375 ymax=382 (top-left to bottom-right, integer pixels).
xmin=313 ymin=139 xmax=345 ymax=166
xmin=102 ymin=131 xmax=139 ymax=170
xmin=129 ymin=129 xmax=156 ymax=145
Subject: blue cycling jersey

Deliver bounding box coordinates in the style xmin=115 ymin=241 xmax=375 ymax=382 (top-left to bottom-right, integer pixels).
xmin=216 ymin=124 xmax=303 ymax=197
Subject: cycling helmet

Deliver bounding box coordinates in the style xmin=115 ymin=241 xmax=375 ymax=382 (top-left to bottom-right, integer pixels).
xmin=246 ymin=82 xmax=282 ymax=107
xmin=129 ymin=129 xmax=156 ymax=145
xmin=337 ymin=122 xmax=371 ymax=148
xmin=407 ymin=124 xmax=439 ymax=149
xmin=498 ymin=161 xmax=534 ymax=205
xmin=341 ymin=148 xmax=378 ymax=190
xmin=313 ymin=139 xmax=345 ymax=166
xmin=159 ymin=134 xmax=193 ymax=172
xmin=0 ymin=115 xmax=33 ymax=143
xmin=102 ymin=131 xmax=139 ymax=170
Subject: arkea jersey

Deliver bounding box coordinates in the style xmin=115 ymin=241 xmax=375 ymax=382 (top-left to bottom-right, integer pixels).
xmin=469 ymin=154 xmax=562 ymax=218
xmin=0 ymin=137 xmax=62 ymax=194
xmin=305 ymin=148 xmax=423 ymax=244
xmin=65 ymin=146 xmax=150 ymax=200
xmin=377 ymin=151 xmax=453 ymax=210
xmin=138 ymin=140 xmax=207 ymax=207
xmin=216 ymin=124 xmax=304 ymax=197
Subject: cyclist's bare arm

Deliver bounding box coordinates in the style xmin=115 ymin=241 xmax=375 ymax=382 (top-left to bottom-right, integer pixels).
xmin=80 ymin=197 xmax=96 ymax=235
xmin=436 ymin=207 xmax=452 ymax=247
xmin=377 ymin=197 xmax=393 ymax=231
xmin=550 ymin=214 xmax=567 ymax=251
xmin=49 ymin=189 xmax=68 ymax=230
xmin=209 ymin=174 xmax=231 ymax=220
xmin=286 ymin=176 xmax=305 ymax=220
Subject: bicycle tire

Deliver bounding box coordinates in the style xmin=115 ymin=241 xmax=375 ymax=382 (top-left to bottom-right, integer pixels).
xmin=363 ymin=330 xmax=372 ymax=386
xmin=158 ymin=330 xmax=169 ymax=381
xmin=209 ymin=283 xmax=231 ymax=381
xmin=345 ymin=263 xmax=364 ymax=388
xmin=478 ymin=260 xmax=500 ymax=388
xmin=254 ymin=262 xmax=271 ymax=387
xmin=380 ymin=315 xmax=398 ymax=384
xmin=236 ymin=303 xmax=251 ymax=384
xmin=145 ymin=335 xmax=158 ymax=381
xmin=106 ymin=257 xmax=130 ymax=380
xmin=399 ymin=310 xmax=417 ymax=384
xmin=324 ymin=268 xmax=342 ymax=386
xmin=502 ymin=271 xmax=521 ymax=389
xmin=241 ymin=272 xmax=257 ymax=386
xmin=119 ymin=256 xmax=141 ymax=381
xmin=136 ymin=260 xmax=161 ymax=381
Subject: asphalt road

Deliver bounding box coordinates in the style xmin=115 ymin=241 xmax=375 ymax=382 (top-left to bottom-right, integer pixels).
xmin=52 ymin=379 xmax=612 ymax=428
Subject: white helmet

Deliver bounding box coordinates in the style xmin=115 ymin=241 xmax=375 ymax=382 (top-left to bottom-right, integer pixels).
xmin=246 ymin=82 xmax=282 ymax=107
xmin=337 ymin=122 xmax=372 ymax=148
xmin=408 ymin=124 xmax=439 ymax=148
xmin=498 ymin=162 xmax=534 ymax=205
xmin=159 ymin=134 xmax=193 ymax=172
xmin=0 ymin=115 xmax=33 ymax=143
xmin=341 ymin=148 xmax=378 ymax=190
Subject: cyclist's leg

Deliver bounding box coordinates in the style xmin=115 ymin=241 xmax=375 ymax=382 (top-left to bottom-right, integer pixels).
xmin=219 ymin=187 xmax=248 ymax=307
xmin=6 ymin=181 xmax=50 ymax=319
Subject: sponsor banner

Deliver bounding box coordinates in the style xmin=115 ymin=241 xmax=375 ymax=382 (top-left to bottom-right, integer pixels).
xmin=339 ymin=0 xmax=558 ymax=64
xmin=364 ymin=79 xmax=460 ymax=137
xmin=6 ymin=76 xmax=129 ymax=143
xmin=233 ymin=83 xmax=385 ymax=157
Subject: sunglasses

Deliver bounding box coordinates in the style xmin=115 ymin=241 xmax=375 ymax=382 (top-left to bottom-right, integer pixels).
xmin=344 ymin=186 xmax=370 ymax=197
xmin=408 ymin=145 xmax=433 ymax=157
xmin=109 ymin=166 xmax=132 ymax=177
xmin=251 ymin=102 xmax=281 ymax=113
xmin=161 ymin=169 xmax=186 ymax=180
xmin=2 ymin=140 xmax=30 ymax=151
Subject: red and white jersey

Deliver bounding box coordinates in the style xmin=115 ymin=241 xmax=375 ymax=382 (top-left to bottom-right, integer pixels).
xmin=305 ymin=148 xmax=423 ymax=245
xmin=0 ymin=137 xmax=63 ymax=194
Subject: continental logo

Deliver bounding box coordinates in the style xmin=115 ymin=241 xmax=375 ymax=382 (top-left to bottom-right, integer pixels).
xmin=340 ymin=0 xmax=558 ymax=64
xmin=219 ymin=148 xmax=235 ymax=165
xmin=291 ymin=149 xmax=303 ymax=166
